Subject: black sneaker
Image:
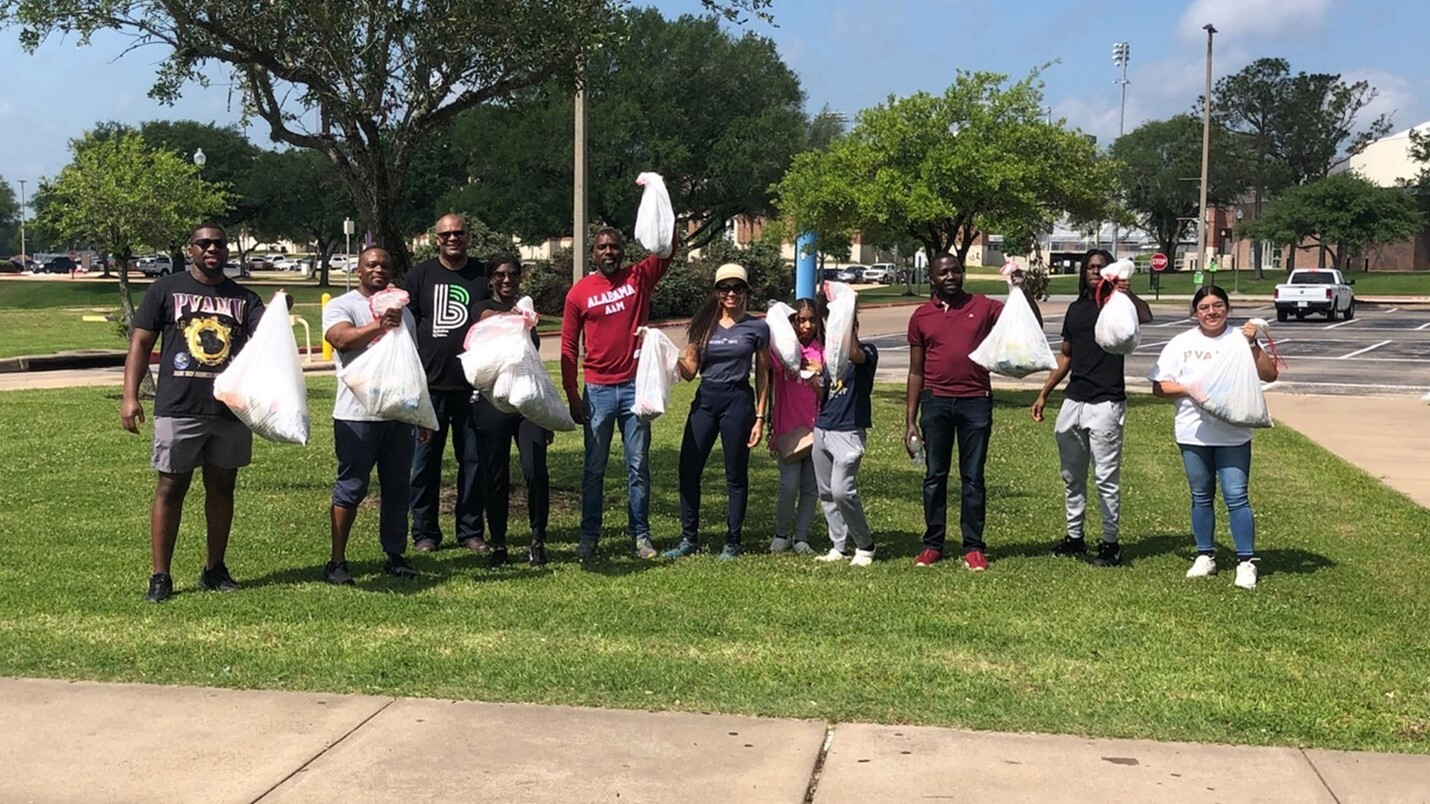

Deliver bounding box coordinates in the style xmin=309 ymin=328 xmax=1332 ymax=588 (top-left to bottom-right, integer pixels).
xmin=488 ymin=546 xmax=509 ymax=570
xmin=198 ymin=563 xmax=240 ymax=591
xmin=324 ymin=560 xmax=355 ymax=586
xmin=1051 ymin=537 xmax=1087 ymax=557
xmin=145 ymin=572 xmax=173 ymax=603
xmin=1092 ymin=540 xmax=1122 ymax=567
xmin=384 ymin=553 xmax=419 ymax=579
xmin=528 ymin=542 xmax=548 ymax=567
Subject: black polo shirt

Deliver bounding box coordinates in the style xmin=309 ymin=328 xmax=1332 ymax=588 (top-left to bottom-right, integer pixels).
xmin=1062 ymin=294 xmax=1126 ymax=403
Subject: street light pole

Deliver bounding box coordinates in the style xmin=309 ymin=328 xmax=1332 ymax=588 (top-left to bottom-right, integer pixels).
xmin=18 ymin=179 xmax=26 ymax=267
xmin=1196 ymin=24 xmax=1217 ymax=285
xmin=1111 ymin=41 xmax=1130 ymax=259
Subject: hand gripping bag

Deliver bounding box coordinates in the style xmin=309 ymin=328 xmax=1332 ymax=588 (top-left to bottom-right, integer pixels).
xmin=213 ymin=290 xmax=310 ymax=444
xmin=822 ymin=282 xmax=857 ymax=389
xmin=368 ymin=287 xmax=410 ymax=317
xmin=634 ymin=172 xmax=675 ymax=258
xmin=969 ymin=282 xmax=1057 ymax=378
xmin=1185 ymin=318 xmax=1275 ymax=428
xmin=338 ymin=320 xmax=439 ymax=431
xmin=632 ymin=327 xmax=682 ymax=421
xmin=1093 ymin=258 xmax=1141 ymax=354
xmin=459 ymin=299 xmax=539 ymax=392
xmin=472 ymin=297 xmax=575 ymax=432
xmin=765 ymin=301 xmax=802 ymax=372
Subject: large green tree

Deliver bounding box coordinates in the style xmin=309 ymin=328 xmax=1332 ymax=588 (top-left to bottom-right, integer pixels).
xmin=1110 ymin=114 xmax=1248 ymax=265
xmin=445 ymin=9 xmax=805 ymax=248
xmin=2 ymin=0 xmax=770 ymax=276
xmin=0 ymin=178 xmax=18 ymax=256
xmin=1239 ymin=172 xmax=1422 ymax=270
xmin=244 ymin=149 xmax=358 ymax=288
xmin=774 ymin=71 xmax=1115 ymax=265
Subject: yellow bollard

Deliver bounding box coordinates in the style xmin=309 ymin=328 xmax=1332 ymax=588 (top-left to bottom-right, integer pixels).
xmin=320 ymin=293 xmax=333 ymax=361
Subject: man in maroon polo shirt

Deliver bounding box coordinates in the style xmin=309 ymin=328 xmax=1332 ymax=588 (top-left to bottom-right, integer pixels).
xmin=904 ymin=252 xmax=1041 ymax=570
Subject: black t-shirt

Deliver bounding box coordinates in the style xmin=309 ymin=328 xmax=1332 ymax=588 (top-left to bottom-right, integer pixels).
xmin=404 ymin=257 xmax=491 ymax=391
xmin=817 ymin=343 xmax=878 ymax=431
xmin=473 ymin=299 xmax=540 ymax=348
xmin=133 ymin=271 xmax=266 ymax=419
xmin=1062 ymin=294 xmax=1126 ymax=403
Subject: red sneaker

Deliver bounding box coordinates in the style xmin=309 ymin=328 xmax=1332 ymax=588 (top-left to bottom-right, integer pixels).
xmin=964 ymin=550 xmax=989 ymax=571
xmin=914 ymin=548 xmax=942 ymax=567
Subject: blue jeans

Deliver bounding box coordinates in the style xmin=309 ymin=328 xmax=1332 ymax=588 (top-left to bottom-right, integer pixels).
xmin=581 ymin=381 xmax=651 ymax=546
xmin=409 ymin=389 xmax=482 ymax=546
xmin=919 ymin=394 xmax=993 ymax=552
xmin=1178 ymin=441 xmax=1256 ymax=557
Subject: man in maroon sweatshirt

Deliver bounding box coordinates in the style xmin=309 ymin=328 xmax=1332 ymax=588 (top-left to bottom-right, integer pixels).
xmin=561 ymin=227 xmax=677 ymax=560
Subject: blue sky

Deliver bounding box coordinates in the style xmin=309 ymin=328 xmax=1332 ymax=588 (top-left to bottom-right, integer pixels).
xmin=2 ymin=0 xmax=1426 ymax=191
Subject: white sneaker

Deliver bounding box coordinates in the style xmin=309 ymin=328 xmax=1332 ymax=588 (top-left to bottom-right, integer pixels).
xmin=815 ymin=548 xmax=848 ymax=562
xmin=1186 ymin=555 xmax=1218 ymax=578
xmin=769 ymin=537 xmax=790 ymax=553
xmin=1234 ymin=560 xmax=1258 ymax=589
xmin=849 ymin=548 xmax=876 ymax=567
xmin=792 ymin=541 xmax=814 ymax=555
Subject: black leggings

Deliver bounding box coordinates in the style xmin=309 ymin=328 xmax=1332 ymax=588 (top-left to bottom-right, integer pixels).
xmin=472 ymin=396 xmax=550 ymax=546
xmin=678 ymin=380 xmax=755 ymax=546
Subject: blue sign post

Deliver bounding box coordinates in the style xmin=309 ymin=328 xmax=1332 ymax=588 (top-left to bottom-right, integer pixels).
xmin=795 ymin=232 xmax=817 ymax=301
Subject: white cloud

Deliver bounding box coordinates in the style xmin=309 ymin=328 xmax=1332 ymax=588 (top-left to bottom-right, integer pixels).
xmin=1177 ymin=0 xmax=1333 ymax=43
xmin=1340 ymin=68 xmax=1413 ymax=133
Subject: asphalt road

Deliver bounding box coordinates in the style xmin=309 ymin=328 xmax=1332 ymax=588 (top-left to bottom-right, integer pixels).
xmin=863 ymin=301 xmax=1430 ymax=398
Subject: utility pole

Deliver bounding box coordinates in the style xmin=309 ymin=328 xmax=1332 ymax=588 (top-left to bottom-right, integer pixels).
xmin=1196 ymin=24 xmax=1217 ymax=284
xmin=1111 ymin=41 xmax=1130 ymax=259
xmin=572 ymin=80 xmax=589 ymax=283
xmin=18 ymin=179 xmax=26 ymax=266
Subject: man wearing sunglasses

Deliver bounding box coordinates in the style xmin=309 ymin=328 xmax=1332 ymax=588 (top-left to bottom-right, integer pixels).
xmin=122 ymin=222 xmax=266 ymax=603
xmin=403 ymin=214 xmax=490 ymax=555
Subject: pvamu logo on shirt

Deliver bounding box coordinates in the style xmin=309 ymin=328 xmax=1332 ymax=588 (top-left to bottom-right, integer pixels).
xmin=432 ymin=284 xmax=470 ymax=337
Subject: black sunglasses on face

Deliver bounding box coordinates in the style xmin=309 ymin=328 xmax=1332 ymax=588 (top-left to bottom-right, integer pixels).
xmin=715 ymin=283 xmax=747 ymax=294
xmin=436 ymin=230 xmax=466 ymax=240
xmin=191 ymin=238 xmax=227 ymax=250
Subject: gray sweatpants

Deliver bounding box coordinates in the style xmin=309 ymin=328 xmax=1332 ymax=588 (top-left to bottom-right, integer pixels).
xmin=812 ymin=428 xmax=873 ymax=553
xmin=1054 ymin=399 xmax=1126 ymax=542
xmin=776 ymin=455 xmax=818 ymax=542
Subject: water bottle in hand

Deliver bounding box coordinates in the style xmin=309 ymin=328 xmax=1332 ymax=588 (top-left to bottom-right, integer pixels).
xmin=908 ymin=435 xmax=926 ymax=469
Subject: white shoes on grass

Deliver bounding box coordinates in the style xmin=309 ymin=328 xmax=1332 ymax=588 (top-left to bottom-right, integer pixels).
xmin=849 ymin=548 xmax=876 ymax=567
xmin=1234 ymin=560 xmax=1259 ymax=589
xmin=815 ymin=548 xmax=847 ymax=563
xmin=1186 ymin=554 xmax=1259 ymax=589
xmin=1186 ymin=555 xmax=1217 ymax=578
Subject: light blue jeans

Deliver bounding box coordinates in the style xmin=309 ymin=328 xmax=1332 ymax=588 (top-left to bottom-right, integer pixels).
xmin=1178 ymin=441 xmax=1255 ymax=558
xmin=581 ymin=381 xmax=651 ymax=546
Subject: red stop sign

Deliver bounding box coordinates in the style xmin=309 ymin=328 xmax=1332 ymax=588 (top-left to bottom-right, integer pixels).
xmin=1150 ymin=252 xmax=1169 ymax=272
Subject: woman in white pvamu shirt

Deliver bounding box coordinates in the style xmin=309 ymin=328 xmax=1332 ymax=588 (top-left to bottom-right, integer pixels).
xmin=1148 ymin=285 xmax=1279 ymax=589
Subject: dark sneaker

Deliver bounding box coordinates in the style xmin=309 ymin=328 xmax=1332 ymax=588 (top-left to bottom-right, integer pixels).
xmin=664 ymin=539 xmax=699 ymax=559
xmin=576 ymin=541 xmax=598 ymax=561
xmin=913 ymin=548 xmax=942 ymax=567
xmin=460 ymin=537 xmax=491 ymax=554
xmin=634 ymin=537 xmax=659 ymax=560
xmin=198 ymin=563 xmax=240 ymax=591
xmin=1051 ymin=537 xmax=1087 ymax=557
xmin=145 ymin=572 xmax=173 ymax=603
xmin=1092 ymin=541 xmax=1122 ymax=568
xmin=717 ymin=543 xmax=742 ymax=562
xmin=963 ymin=550 xmax=989 ymax=571
xmin=324 ymin=561 xmax=355 ymax=586
xmin=528 ymin=542 xmax=548 ymax=567
xmin=412 ymin=538 xmax=439 ymax=553
xmin=488 ymin=546 xmax=509 ymax=570
xmin=384 ymin=553 xmax=419 ymax=579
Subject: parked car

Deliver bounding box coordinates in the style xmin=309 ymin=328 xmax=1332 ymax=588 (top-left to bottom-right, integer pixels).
xmin=1274 ymin=268 xmax=1355 ymax=321
xmin=821 ymin=266 xmax=858 ymax=283
xmin=328 ymin=254 xmax=357 ymax=272
xmin=863 ymin=263 xmax=894 ymax=284
xmin=40 ymin=256 xmax=79 ymax=274
xmin=135 ymin=255 xmax=175 ymax=277
xmin=4 ymin=256 xmax=35 ymax=273
xmin=271 ymin=256 xmax=310 ymax=272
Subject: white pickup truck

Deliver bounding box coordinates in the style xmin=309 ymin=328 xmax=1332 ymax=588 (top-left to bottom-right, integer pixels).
xmin=1274 ymin=268 xmax=1356 ymax=322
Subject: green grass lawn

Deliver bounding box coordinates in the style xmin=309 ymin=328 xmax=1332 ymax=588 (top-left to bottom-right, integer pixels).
xmin=1 ymin=378 xmax=1427 ymax=752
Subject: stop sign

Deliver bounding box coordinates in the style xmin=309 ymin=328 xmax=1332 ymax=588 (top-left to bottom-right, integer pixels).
xmin=1150 ymin=252 xmax=1169 ymax=272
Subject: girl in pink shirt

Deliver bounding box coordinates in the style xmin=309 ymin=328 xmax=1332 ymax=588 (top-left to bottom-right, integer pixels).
xmin=769 ymin=299 xmax=823 ymax=553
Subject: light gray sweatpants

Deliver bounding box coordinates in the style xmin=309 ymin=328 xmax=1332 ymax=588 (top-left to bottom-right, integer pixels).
xmin=1054 ymin=399 xmax=1126 ymax=542
xmin=776 ymin=454 xmax=818 ymax=542
xmin=812 ymin=428 xmax=873 ymax=553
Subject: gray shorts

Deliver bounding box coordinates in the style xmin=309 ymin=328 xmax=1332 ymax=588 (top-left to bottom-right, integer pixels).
xmin=152 ymin=416 xmax=253 ymax=474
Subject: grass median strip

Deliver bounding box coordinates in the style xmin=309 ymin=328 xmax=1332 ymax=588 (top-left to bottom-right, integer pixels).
xmin=0 ymin=379 xmax=1427 ymax=752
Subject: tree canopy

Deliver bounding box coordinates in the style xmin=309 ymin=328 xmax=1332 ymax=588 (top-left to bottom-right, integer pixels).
xmin=0 ymin=178 xmax=18 ymax=256
xmin=1239 ymin=171 xmax=1422 ymax=270
xmin=774 ymin=71 xmax=1115 ymax=264
xmin=244 ymin=148 xmax=357 ymax=287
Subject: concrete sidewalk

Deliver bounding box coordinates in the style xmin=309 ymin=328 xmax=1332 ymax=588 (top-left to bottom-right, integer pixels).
xmin=6 ymin=678 xmax=1427 ymax=803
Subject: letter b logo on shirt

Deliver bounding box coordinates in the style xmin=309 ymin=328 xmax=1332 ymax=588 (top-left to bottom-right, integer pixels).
xmin=433 ymin=284 xmax=470 ymax=336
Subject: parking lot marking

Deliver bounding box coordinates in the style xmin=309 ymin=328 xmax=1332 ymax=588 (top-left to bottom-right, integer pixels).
xmin=1324 ymin=318 xmax=1361 ymax=330
xmin=1338 ymin=340 xmax=1393 ymax=359
xmin=1136 ymin=339 xmax=1171 ymax=350
xmin=1417 ymin=322 xmax=1430 ymax=331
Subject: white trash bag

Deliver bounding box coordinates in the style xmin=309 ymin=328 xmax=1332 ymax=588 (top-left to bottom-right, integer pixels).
xmin=338 ymin=321 xmax=439 ymax=431
xmin=969 ymin=281 xmax=1056 ymax=378
xmin=1094 ymin=258 xmax=1141 ymax=355
xmin=459 ymin=299 xmax=538 ymax=391
xmin=765 ymin=301 xmax=802 ymax=372
xmin=213 ymin=290 xmax=310 ymax=444
xmin=498 ymin=343 xmax=576 ymax=431
xmin=823 ymin=281 xmax=857 ymax=388
xmin=1185 ymin=318 xmax=1274 ymax=428
xmin=634 ymin=172 xmax=675 ymax=258
xmin=632 ymin=327 xmax=682 ymax=421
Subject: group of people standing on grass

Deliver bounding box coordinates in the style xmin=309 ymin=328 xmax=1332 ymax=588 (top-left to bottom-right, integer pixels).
xmin=121 ymin=217 xmax=1279 ymax=604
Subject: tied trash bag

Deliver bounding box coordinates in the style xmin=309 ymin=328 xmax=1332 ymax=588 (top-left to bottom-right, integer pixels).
xmin=213 ymin=290 xmax=310 ymax=444
xmin=369 ymin=287 xmax=409 ymax=318
xmin=1185 ymin=318 xmax=1275 ymax=428
xmin=459 ymin=300 xmax=538 ymax=391
xmin=969 ymin=280 xmax=1057 ymax=378
xmin=634 ymin=172 xmax=675 ymax=258
xmin=632 ymin=327 xmax=682 ymax=421
xmin=823 ymin=282 xmax=857 ymax=389
xmin=765 ymin=301 xmax=802 ymax=372
xmin=338 ymin=321 xmax=439 ymax=431
xmin=1094 ymin=258 xmax=1141 ymax=355
xmin=497 ymin=345 xmax=575 ymax=432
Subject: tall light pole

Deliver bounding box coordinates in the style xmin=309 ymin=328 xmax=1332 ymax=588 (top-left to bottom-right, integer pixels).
xmin=18 ymin=179 xmax=26 ymax=266
xmin=1196 ymin=24 xmax=1217 ymax=284
xmin=573 ymin=83 xmax=588 ymax=283
xmin=1111 ymin=41 xmax=1130 ymax=258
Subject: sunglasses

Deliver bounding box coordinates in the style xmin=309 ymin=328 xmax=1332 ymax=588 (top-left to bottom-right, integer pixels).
xmin=435 ymin=230 xmax=466 ymax=240
xmin=715 ymin=283 xmax=747 ymax=294
xmin=191 ymin=238 xmax=227 ymax=250
xmin=491 ymin=270 xmax=522 ymax=281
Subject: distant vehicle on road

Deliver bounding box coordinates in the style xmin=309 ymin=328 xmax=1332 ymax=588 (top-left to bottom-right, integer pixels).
xmin=40 ymin=256 xmax=79 ymax=274
xmin=822 ymin=266 xmax=859 ymax=283
xmin=1274 ymin=268 xmax=1356 ymax=321
xmin=863 ymin=263 xmax=894 ymax=284
xmin=135 ymin=255 xmax=175 ymax=277
xmin=271 ymin=256 xmax=310 ymax=272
